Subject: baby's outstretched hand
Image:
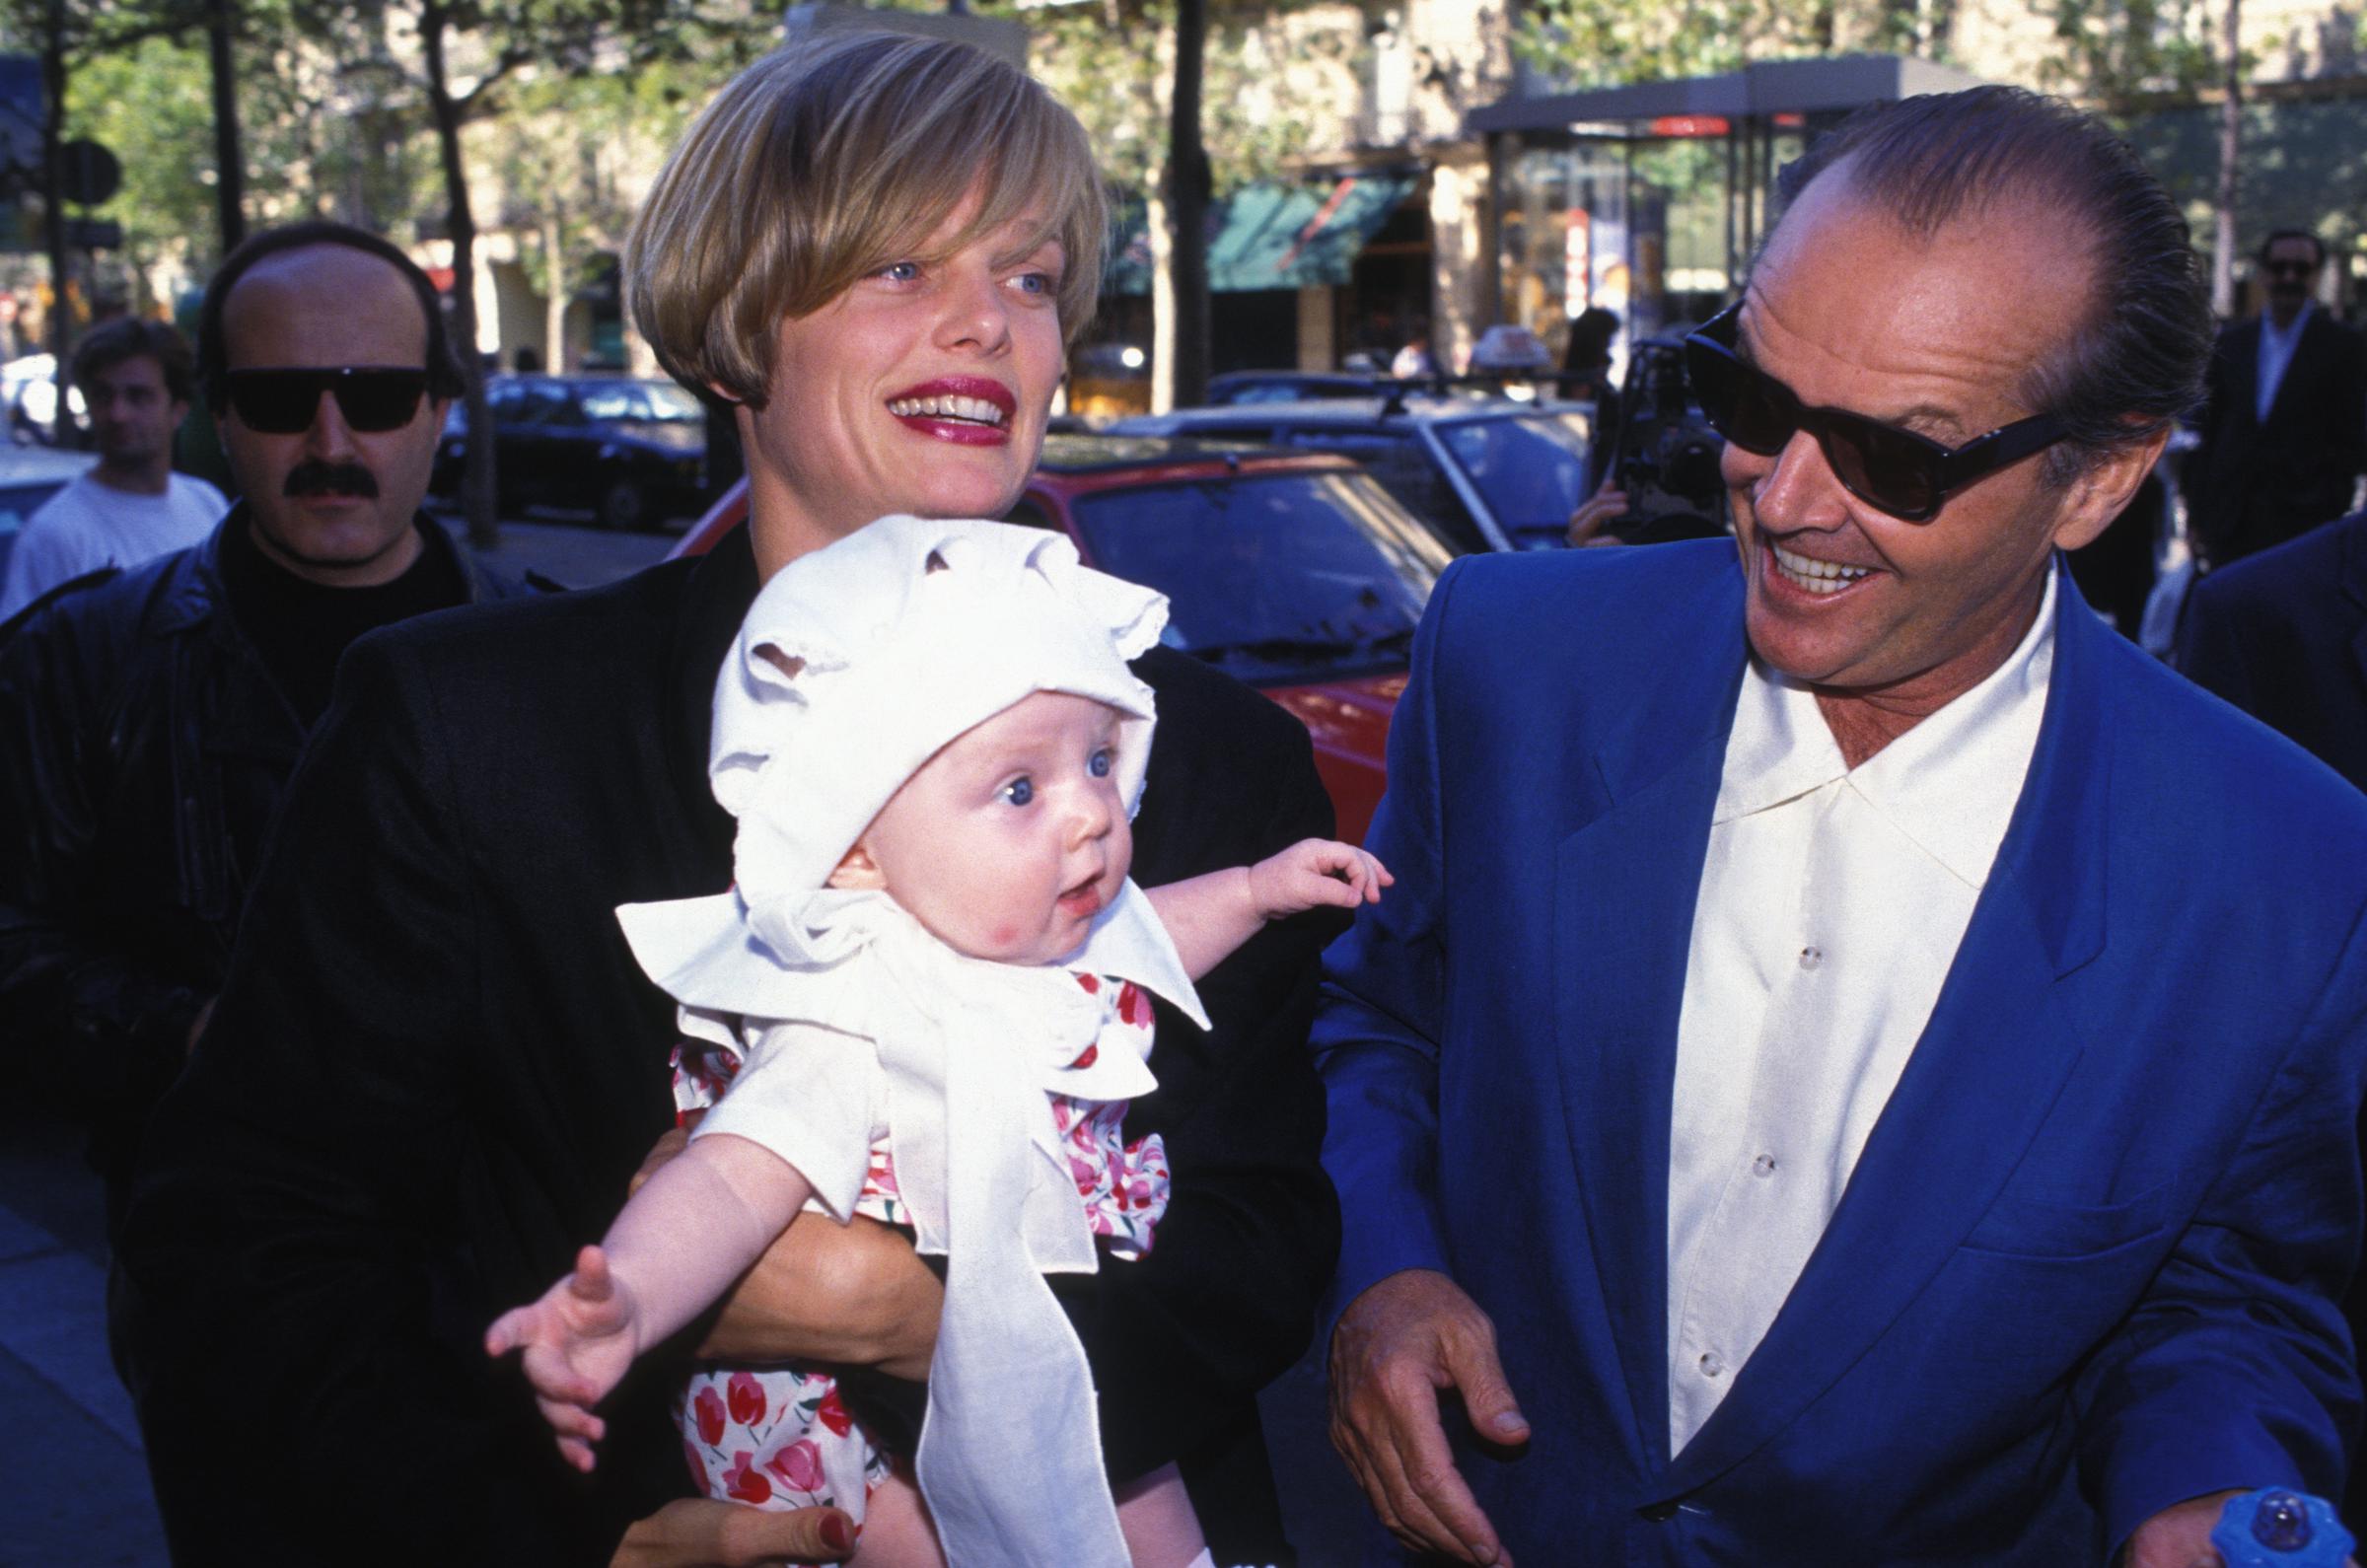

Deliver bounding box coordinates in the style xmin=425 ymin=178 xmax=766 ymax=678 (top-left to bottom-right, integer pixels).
xmin=484 ymin=1245 xmax=640 ymax=1472
xmin=1247 ymin=837 xmax=1393 ymax=919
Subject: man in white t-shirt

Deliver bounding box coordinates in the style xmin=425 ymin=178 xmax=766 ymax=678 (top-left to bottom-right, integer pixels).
xmin=0 ymin=319 xmax=225 ymax=620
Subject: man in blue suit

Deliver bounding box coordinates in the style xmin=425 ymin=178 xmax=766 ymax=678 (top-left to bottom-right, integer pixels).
xmin=1317 ymin=88 xmax=2367 ymax=1568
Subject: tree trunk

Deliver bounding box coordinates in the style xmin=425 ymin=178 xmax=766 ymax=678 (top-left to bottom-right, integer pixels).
xmin=41 ymin=0 xmax=71 ymax=444
xmin=1149 ymin=184 xmax=1175 ymax=413
xmin=1163 ymin=0 xmax=1211 ymax=409
xmin=207 ymin=0 xmax=245 ymax=254
xmin=422 ymin=0 xmax=498 ymax=548
xmin=541 ymin=211 xmax=567 ymax=373
xmin=2210 ymin=0 xmax=2242 ymax=321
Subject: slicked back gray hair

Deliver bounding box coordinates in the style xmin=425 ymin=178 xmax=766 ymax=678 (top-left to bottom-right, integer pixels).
xmin=1778 ymin=86 xmax=2209 ymax=484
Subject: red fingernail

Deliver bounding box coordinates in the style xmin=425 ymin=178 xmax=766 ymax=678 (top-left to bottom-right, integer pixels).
xmin=820 ymin=1512 xmax=853 ymax=1552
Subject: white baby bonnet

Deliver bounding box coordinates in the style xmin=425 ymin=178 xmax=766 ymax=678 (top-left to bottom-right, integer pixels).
xmin=711 ymin=513 xmax=1166 ymax=962
xmin=617 ymin=516 xmax=1202 ymax=1568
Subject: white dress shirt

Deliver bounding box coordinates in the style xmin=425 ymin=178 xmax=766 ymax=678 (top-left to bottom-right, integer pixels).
xmin=2257 ymin=300 xmax=2312 ymax=425
xmin=1664 ymin=569 xmax=2057 ymax=1455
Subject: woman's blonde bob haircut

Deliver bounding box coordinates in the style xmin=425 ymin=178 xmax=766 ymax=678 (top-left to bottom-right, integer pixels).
xmin=627 ymin=34 xmax=1106 ymax=409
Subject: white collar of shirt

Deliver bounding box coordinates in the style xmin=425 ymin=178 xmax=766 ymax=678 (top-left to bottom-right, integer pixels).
xmin=2258 ymin=300 xmax=2313 ymax=423
xmin=1712 ymin=565 xmax=2058 ymax=890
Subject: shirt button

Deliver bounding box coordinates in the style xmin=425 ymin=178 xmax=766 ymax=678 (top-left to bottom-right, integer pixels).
xmin=1752 ymin=1154 xmax=1776 ymax=1177
xmin=1697 ymin=1352 xmax=1724 ymax=1379
xmin=1799 ymin=945 xmax=1823 ymax=970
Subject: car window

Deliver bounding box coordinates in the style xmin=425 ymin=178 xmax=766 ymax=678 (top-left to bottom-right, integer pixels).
xmin=1277 ymin=428 xmax=1492 ymax=555
xmin=1067 ymin=469 xmax=1450 ymax=683
xmin=515 ymin=383 xmax=578 ymax=427
xmin=577 ymin=384 xmax=642 ymax=422
xmin=1436 ymin=411 xmax=1595 ymax=546
xmin=642 ymin=384 xmax=703 ymax=422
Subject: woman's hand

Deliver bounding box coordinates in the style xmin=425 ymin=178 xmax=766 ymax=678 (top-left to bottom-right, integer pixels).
xmin=633 ymin=1124 xmax=943 ymax=1378
xmin=611 ymin=1497 xmax=855 ymax=1567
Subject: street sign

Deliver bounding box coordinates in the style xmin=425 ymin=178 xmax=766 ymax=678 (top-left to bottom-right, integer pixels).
xmin=55 ymin=140 xmax=118 ymax=207
xmin=0 ymin=56 xmax=40 ymax=179
xmin=64 ymin=216 xmax=120 ymax=250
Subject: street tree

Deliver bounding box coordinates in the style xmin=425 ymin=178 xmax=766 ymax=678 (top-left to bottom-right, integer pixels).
xmin=280 ymin=0 xmax=760 ymax=543
xmin=1014 ymin=0 xmax=1329 ymax=410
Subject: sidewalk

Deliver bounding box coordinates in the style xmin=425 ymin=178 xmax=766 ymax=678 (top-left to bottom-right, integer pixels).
xmin=0 ymin=1111 xmax=167 ymax=1568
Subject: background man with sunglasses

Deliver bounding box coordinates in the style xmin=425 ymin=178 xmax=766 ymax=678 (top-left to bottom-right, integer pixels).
xmin=1318 ymin=87 xmax=2367 ymax=1568
xmin=2187 ymin=229 xmax=2367 ymax=569
xmin=0 ymin=221 xmax=528 ymax=1248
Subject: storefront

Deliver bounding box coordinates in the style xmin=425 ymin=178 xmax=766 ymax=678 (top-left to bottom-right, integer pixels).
xmin=1470 ymin=55 xmax=1982 ymax=369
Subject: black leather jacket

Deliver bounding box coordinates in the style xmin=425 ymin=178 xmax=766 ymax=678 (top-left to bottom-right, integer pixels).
xmin=0 ymin=509 xmax=534 ymax=1208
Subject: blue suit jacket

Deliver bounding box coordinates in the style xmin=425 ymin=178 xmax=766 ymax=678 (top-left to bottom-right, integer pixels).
xmin=1316 ymin=541 xmax=2367 ymax=1566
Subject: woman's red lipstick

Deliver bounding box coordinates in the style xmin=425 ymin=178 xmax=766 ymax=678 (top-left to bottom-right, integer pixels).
xmin=886 ymin=377 xmax=1017 ymax=446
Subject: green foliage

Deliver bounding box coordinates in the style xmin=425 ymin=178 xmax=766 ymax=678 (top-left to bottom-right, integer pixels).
xmin=1512 ymin=0 xmax=1832 ymax=89
xmin=2035 ymin=0 xmax=2219 ymax=103
xmin=1001 ymin=0 xmax=1334 ymax=196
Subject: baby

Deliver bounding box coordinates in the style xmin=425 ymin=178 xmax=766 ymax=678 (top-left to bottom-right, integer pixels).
xmin=487 ymin=518 xmax=1387 ymax=1567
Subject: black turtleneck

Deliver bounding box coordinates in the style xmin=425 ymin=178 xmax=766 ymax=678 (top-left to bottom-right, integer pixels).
xmin=217 ymin=508 xmax=470 ymax=726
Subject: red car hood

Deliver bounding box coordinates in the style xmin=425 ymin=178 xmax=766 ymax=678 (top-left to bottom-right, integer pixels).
xmin=1260 ymin=672 xmax=1404 ymax=845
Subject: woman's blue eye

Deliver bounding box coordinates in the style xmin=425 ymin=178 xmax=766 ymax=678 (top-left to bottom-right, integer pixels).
xmin=1016 ymin=271 xmax=1055 ymax=297
xmin=1088 ymin=748 xmax=1113 ymax=778
xmin=1002 ymin=777 xmax=1035 ymax=806
xmin=876 ymin=260 xmax=920 ymax=283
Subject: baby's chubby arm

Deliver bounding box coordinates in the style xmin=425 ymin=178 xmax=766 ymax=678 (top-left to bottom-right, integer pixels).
xmin=1148 ymin=838 xmax=1391 ymax=980
xmin=484 ymin=1132 xmax=813 ymax=1471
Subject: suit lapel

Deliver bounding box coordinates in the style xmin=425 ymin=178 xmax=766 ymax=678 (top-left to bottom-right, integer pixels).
xmin=1659 ymin=570 xmax=2116 ymax=1496
xmin=1553 ymin=579 xmax=1749 ymax=1470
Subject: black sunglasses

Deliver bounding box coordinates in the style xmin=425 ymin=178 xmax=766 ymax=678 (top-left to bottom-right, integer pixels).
xmin=2263 ymin=259 xmax=2317 ymax=279
xmin=223 ymin=367 xmax=429 ymax=434
xmin=1683 ymin=306 xmax=2069 ymax=523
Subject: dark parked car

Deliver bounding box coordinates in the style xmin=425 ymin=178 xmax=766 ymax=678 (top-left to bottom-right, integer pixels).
xmin=1114 ymin=392 xmax=1599 ymax=555
xmin=432 ymin=375 xmax=710 ymax=531
xmin=671 ymin=433 xmax=1453 ymax=841
xmin=1204 ymin=369 xmax=1390 ymax=405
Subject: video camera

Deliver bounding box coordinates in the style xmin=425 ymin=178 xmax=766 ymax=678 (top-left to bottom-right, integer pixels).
xmin=1600 ymin=331 xmax=1729 ymax=545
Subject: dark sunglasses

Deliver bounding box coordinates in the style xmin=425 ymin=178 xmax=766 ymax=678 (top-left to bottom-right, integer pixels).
xmin=223 ymin=367 xmax=429 ymax=434
xmin=2262 ymin=259 xmax=2318 ymax=279
xmin=1682 ymin=306 xmax=2069 ymax=523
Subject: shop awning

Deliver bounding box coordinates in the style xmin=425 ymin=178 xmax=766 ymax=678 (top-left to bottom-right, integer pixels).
xmin=1106 ymin=173 xmax=1419 ymax=295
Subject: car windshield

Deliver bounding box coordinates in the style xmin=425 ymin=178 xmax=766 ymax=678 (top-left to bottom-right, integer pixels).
xmin=1435 ymin=411 xmax=1595 ymax=546
xmin=578 ymin=382 xmax=703 ymax=424
xmin=1068 ymin=469 xmax=1450 ymax=683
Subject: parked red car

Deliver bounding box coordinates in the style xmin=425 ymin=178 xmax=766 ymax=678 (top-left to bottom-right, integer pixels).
xmin=671 ymin=433 xmax=1451 ymax=841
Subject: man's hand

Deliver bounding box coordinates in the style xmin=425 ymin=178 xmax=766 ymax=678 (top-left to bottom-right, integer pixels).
xmin=611 ymin=1497 xmax=855 ymax=1567
xmin=1565 ymin=483 xmax=1631 ymax=547
xmin=633 ymin=1124 xmax=942 ymax=1378
xmin=1328 ymin=1267 xmax=1529 ymax=1566
xmin=2122 ymin=1490 xmax=2360 ymax=1568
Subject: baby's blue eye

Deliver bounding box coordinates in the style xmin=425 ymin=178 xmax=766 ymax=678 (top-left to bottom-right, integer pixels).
xmin=1002 ymin=776 xmax=1035 ymax=806
xmin=1087 ymin=748 xmax=1113 ymax=778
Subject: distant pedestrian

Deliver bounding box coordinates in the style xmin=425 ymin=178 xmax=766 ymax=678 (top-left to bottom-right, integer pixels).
xmin=2186 ymin=229 xmax=2367 ymax=567
xmin=0 ymin=319 xmax=224 ymax=622
xmin=1391 ymin=323 xmax=1438 ymax=381
xmin=0 ymin=221 xmax=532 ymax=1253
